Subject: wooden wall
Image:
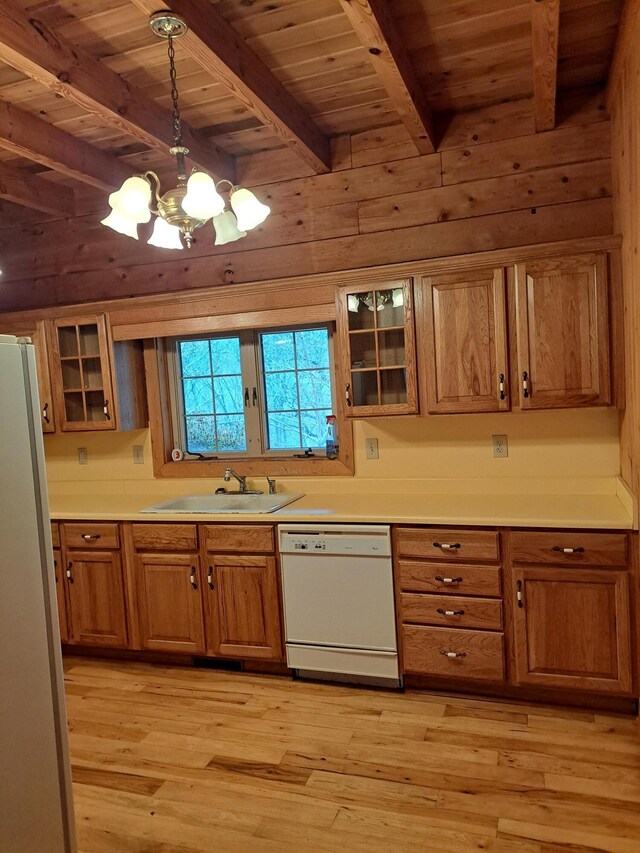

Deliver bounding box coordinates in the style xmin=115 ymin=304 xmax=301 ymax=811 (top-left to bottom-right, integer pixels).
xmin=610 ymin=0 xmax=640 ymax=501
xmin=0 ymin=89 xmax=614 ymax=313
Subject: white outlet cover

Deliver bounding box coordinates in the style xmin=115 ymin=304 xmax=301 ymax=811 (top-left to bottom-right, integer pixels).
xmin=492 ymin=434 xmax=508 ymax=458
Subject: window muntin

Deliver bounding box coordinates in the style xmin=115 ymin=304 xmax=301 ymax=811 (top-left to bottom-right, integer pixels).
xmin=170 ymin=326 xmax=334 ymax=458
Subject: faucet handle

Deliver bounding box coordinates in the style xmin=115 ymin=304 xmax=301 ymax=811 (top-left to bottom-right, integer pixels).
xmin=265 ymin=476 xmax=276 ymax=495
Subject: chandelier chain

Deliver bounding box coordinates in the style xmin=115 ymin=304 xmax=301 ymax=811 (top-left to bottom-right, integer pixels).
xmin=167 ymin=34 xmax=183 ymax=147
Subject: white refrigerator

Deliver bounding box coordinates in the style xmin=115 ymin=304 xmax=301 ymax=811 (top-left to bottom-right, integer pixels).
xmin=0 ymin=335 xmax=76 ymax=852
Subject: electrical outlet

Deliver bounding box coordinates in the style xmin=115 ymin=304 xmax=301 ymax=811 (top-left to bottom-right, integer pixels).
xmin=492 ymin=434 xmax=508 ymax=458
xmin=77 ymin=447 xmax=88 ymax=465
xmin=365 ymin=437 xmax=379 ymax=460
xmin=133 ymin=444 xmax=144 ymax=464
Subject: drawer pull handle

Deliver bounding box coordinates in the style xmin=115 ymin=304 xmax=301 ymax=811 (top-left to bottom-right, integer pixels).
xmin=498 ymin=373 xmax=505 ymax=401
xmin=81 ymin=533 xmax=101 ymax=541
xmin=517 ymin=578 xmax=524 ymax=608
xmin=522 ymin=371 xmax=530 ymax=398
xmin=42 ymin=402 xmax=50 ymax=424
xmin=190 ymin=566 xmax=198 ymax=590
xmin=437 ymin=608 xmax=465 ymax=616
xmin=432 ymin=542 xmax=461 ymax=550
xmin=207 ymin=567 xmax=215 ymax=590
xmin=440 ymin=651 xmax=466 ymax=659
xmin=435 ymin=576 xmax=463 ymax=584
xmin=103 ymin=400 xmax=111 ymax=420
xmin=66 ymin=562 xmax=73 ymax=583
xmin=345 ymin=383 xmax=352 ymax=407
xmin=552 ymin=546 xmax=585 ymax=554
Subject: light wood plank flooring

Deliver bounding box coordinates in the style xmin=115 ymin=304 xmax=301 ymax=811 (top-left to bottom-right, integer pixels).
xmin=63 ymin=657 xmax=640 ymax=853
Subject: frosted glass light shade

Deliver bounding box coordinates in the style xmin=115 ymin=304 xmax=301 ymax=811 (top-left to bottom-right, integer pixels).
xmin=347 ymin=295 xmax=359 ymax=313
xmin=100 ymin=209 xmax=139 ymax=239
xmin=392 ymin=287 xmax=404 ymax=308
xmin=230 ymin=187 xmax=270 ymax=231
xmin=213 ymin=209 xmax=246 ymax=245
xmin=110 ymin=176 xmax=151 ymax=223
xmin=183 ymin=171 xmax=225 ymax=219
xmin=147 ymin=216 xmax=183 ymax=250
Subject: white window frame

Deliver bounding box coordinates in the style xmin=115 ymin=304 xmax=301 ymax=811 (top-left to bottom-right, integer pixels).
xmin=167 ymin=324 xmax=336 ymax=459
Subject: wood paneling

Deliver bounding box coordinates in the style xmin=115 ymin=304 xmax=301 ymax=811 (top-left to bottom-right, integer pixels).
xmin=513 ymin=252 xmax=611 ymax=408
xmin=418 ymin=267 xmax=509 ymax=413
xmin=531 ymin=0 xmax=560 ymax=132
xmin=510 ymin=566 xmax=633 ymax=694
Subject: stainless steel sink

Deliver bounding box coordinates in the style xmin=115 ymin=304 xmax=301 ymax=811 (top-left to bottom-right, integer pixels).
xmin=140 ymin=492 xmax=304 ymax=514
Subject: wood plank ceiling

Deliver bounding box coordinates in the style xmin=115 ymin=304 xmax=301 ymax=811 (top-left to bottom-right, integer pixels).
xmin=0 ymin=0 xmax=622 ymax=224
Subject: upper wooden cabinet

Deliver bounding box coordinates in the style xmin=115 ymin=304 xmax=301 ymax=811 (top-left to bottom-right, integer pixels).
xmin=513 ymin=253 xmax=611 ymax=409
xmin=336 ymin=279 xmax=418 ymax=416
xmin=48 ymin=314 xmax=147 ymax=432
xmin=417 ymin=267 xmax=509 ymax=413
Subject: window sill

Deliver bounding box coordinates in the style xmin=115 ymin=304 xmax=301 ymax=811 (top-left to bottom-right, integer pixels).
xmin=156 ymin=456 xmax=354 ymax=478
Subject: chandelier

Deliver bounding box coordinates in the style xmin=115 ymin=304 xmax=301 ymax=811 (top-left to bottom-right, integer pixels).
xmin=100 ymin=11 xmax=270 ymax=250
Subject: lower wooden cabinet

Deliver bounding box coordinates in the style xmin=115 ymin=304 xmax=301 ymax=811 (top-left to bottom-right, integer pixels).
xmin=205 ymin=554 xmax=283 ymax=660
xmin=510 ymin=566 xmax=633 ymax=694
xmin=135 ymin=553 xmax=205 ymax=654
xmin=403 ymin=625 xmax=505 ymax=682
xmin=52 ymin=547 xmax=69 ymax=643
xmin=65 ymin=550 xmax=128 ymax=647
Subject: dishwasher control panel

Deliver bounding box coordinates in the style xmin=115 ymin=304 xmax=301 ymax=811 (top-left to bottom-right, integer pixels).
xmin=278 ymin=525 xmax=391 ymax=557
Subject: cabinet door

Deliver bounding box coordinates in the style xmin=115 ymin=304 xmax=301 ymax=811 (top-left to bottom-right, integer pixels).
xmin=336 ymin=279 xmax=418 ymax=416
xmin=49 ymin=314 xmax=116 ymax=431
xmin=66 ymin=551 xmax=128 ymax=647
xmin=52 ymin=548 xmax=68 ymax=643
xmin=514 ymin=253 xmax=611 ymax=408
xmin=135 ymin=553 xmax=205 ymax=654
xmin=511 ymin=567 xmax=632 ymax=694
xmin=205 ymin=555 xmax=282 ymax=660
xmin=419 ymin=268 xmax=509 ymax=413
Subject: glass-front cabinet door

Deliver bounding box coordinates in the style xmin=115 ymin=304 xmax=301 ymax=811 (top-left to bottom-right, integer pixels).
xmin=49 ymin=315 xmax=116 ymax=431
xmin=336 ymin=279 xmax=418 ymax=416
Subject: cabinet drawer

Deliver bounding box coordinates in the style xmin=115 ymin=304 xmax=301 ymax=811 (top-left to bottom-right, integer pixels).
xmin=204 ymin=524 xmax=274 ymax=553
xmin=401 ymin=593 xmax=502 ymax=630
xmin=402 ymin=625 xmax=504 ymax=681
xmin=510 ymin=531 xmax=627 ymax=566
xmin=396 ymin=528 xmax=499 ymax=562
xmin=64 ymin=523 xmax=119 ymax=550
xmin=132 ymin=523 xmax=198 ymax=551
xmin=398 ymin=561 xmax=501 ymax=597
xmin=51 ymin=523 xmax=60 ymax=548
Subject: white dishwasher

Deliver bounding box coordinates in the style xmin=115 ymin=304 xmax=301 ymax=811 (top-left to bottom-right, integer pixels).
xmin=278 ymin=524 xmax=400 ymax=686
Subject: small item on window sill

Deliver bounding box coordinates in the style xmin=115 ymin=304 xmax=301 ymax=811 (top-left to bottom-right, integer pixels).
xmin=171 ymin=448 xmax=184 ymax=462
xmin=325 ymin=414 xmax=338 ymax=459
xmin=294 ymin=448 xmax=316 ymax=458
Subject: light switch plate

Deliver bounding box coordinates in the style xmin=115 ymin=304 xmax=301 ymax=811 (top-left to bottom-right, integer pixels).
xmin=492 ymin=434 xmax=508 ymax=458
xmin=133 ymin=445 xmax=144 ymax=464
xmin=365 ymin=437 xmax=379 ymax=460
xmin=77 ymin=447 xmax=88 ymax=465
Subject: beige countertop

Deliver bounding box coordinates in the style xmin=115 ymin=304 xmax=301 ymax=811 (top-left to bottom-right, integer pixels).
xmin=48 ymin=489 xmax=635 ymax=529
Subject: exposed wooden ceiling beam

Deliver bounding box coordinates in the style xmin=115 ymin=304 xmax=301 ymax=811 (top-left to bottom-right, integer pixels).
xmin=337 ymin=0 xmax=436 ymax=154
xmin=0 ymin=101 xmax=135 ymax=191
xmin=531 ymin=0 xmax=560 ymax=132
xmin=128 ymin=0 xmax=331 ymax=175
xmin=0 ymin=161 xmax=74 ymax=217
xmin=0 ymin=0 xmax=235 ymax=181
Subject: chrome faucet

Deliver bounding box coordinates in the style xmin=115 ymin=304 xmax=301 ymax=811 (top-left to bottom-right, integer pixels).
xmin=224 ymin=467 xmax=247 ymax=492
xmin=265 ymin=476 xmax=276 ymax=495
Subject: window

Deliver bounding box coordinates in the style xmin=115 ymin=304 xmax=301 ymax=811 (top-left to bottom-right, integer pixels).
xmin=169 ymin=326 xmax=335 ymax=458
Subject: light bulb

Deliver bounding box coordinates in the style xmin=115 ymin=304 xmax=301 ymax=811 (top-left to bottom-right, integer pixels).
xmin=230 ymin=187 xmax=270 ymax=231
xmin=100 ymin=209 xmax=139 ymax=239
xmin=212 ymin=209 xmax=246 ymax=245
xmin=392 ymin=287 xmax=404 ymax=308
xmin=147 ymin=216 xmax=183 ymax=250
xmin=110 ymin=176 xmax=151 ymax=223
xmin=347 ymin=295 xmax=359 ymax=313
xmin=183 ymin=171 xmax=225 ymax=220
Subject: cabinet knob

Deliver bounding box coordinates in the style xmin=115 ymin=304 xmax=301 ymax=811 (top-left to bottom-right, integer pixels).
xmin=498 ymin=373 xmax=505 ymax=401
xmin=66 ymin=562 xmax=73 ymax=583
xmin=440 ymin=650 xmax=466 ymax=659
xmin=190 ymin=566 xmax=198 ymax=590
xmin=435 ymin=576 xmax=463 ymax=584
xmin=42 ymin=402 xmax=50 ymax=424
xmin=522 ymin=371 xmax=530 ymax=398
xmin=552 ymin=546 xmax=585 ymax=554
xmin=437 ymin=608 xmax=465 ymax=616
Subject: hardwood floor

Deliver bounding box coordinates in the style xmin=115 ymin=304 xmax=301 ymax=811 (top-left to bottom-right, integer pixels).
xmin=63 ymin=657 xmax=640 ymax=853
